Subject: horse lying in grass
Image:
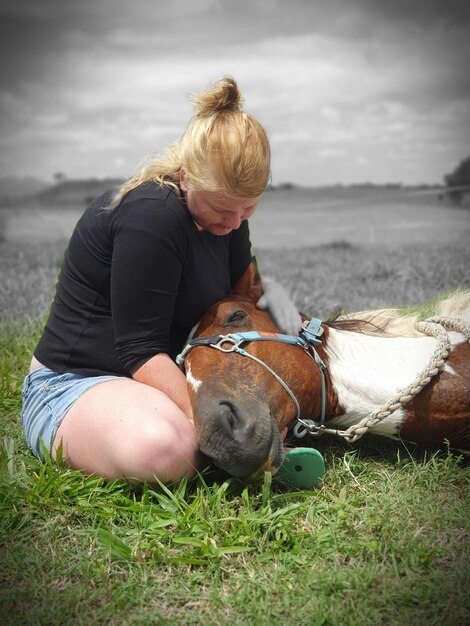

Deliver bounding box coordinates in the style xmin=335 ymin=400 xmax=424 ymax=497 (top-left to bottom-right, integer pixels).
xmin=177 ymin=263 xmax=470 ymax=479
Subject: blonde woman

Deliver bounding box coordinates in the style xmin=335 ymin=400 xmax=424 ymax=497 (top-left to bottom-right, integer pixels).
xmin=21 ymin=77 xmax=303 ymax=483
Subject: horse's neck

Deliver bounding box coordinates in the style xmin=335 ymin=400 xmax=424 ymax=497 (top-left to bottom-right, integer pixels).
xmin=323 ymin=328 xmax=438 ymax=431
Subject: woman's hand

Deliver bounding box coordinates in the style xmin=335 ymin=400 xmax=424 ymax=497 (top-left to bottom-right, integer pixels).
xmin=257 ymin=276 xmax=302 ymax=335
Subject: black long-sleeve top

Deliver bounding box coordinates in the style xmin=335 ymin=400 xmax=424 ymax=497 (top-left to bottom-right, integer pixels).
xmin=34 ymin=182 xmax=253 ymax=377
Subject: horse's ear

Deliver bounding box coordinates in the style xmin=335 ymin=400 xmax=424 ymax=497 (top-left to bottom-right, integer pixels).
xmin=231 ymin=259 xmax=263 ymax=303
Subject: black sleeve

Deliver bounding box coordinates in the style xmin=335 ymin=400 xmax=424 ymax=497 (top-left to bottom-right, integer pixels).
xmin=229 ymin=219 xmax=254 ymax=287
xmin=111 ymin=198 xmax=187 ymax=374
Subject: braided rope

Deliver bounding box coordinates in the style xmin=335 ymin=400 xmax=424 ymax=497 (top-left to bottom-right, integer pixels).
xmin=426 ymin=315 xmax=470 ymax=340
xmin=300 ymin=315 xmax=470 ymax=443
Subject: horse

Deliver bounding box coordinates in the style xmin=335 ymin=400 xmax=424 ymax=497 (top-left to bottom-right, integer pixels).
xmin=177 ymin=263 xmax=470 ymax=479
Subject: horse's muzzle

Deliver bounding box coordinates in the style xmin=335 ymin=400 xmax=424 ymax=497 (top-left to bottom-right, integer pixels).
xmin=194 ymin=395 xmax=284 ymax=478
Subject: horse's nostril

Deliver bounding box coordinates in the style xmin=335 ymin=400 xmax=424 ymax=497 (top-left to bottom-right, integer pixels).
xmin=218 ymin=400 xmax=255 ymax=439
xmin=219 ymin=400 xmax=238 ymax=431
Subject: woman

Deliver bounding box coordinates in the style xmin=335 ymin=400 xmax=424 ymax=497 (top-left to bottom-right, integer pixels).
xmin=21 ymin=77 xmax=302 ymax=483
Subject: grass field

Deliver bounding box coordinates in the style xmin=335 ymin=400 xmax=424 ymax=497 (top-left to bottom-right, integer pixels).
xmin=1 ymin=190 xmax=469 ymax=625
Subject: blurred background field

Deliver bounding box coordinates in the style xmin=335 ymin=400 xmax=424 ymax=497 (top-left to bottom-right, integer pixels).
xmin=1 ymin=184 xmax=469 ymax=320
xmin=1 ymin=181 xmax=469 ymax=247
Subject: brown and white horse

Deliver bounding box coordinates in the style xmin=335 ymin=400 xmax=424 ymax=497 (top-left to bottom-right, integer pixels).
xmin=179 ymin=264 xmax=470 ymax=478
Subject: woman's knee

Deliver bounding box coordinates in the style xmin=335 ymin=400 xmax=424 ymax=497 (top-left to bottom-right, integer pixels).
xmin=119 ymin=412 xmax=202 ymax=482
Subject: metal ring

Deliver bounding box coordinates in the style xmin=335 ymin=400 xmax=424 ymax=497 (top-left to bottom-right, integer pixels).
xmin=210 ymin=335 xmax=239 ymax=353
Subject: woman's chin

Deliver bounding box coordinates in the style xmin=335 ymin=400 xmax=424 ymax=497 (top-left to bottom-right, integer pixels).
xmin=208 ymin=225 xmax=233 ymax=236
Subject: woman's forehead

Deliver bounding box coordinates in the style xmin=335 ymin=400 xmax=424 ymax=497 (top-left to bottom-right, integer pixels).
xmin=198 ymin=189 xmax=261 ymax=211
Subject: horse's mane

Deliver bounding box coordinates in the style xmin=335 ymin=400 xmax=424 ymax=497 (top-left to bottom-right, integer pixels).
xmin=437 ymin=289 xmax=470 ymax=320
xmin=326 ymin=290 xmax=470 ymax=338
xmin=327 ymin=310 xmax=424 ymax=337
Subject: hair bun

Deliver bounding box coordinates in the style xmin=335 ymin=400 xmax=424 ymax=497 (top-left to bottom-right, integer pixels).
xmin=192 ymin=76 xmax=243 ymax=116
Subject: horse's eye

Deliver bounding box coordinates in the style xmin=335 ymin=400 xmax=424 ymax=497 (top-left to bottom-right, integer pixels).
xmin=226 ymin=309 xmax=248 ymax=325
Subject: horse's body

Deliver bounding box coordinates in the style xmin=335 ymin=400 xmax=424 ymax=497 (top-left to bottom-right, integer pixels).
xmin=181 ymin=264 xmax=470 ymax=478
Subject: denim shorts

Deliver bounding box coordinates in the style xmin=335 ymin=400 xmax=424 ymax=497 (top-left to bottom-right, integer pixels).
xmin=21 ymin=367 xmax=121 ymax=460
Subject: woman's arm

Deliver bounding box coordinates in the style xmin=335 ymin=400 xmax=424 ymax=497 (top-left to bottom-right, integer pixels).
xmin=133 ymin=352 xmax=194 ymax=422
xmin=111 ymin=195 xmax=186 ymax=374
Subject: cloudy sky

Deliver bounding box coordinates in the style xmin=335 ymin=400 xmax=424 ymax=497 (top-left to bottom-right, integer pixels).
xmin=1 ymin=0 xmax=469 ymax=186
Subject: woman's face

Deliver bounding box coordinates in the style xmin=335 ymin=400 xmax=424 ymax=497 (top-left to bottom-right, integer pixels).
xmin=180 ymin=170 xmax=260 ymax=236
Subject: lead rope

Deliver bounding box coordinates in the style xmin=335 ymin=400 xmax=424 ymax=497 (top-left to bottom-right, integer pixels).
xmin=295 ymin=315 xmax=470 ymax=443
xmin=425 ymin=315 xmax=470 ymax=340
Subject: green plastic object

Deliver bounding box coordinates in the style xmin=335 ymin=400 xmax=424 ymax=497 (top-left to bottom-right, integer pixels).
xmin=275 ymin=447 xmax=325 ymax=490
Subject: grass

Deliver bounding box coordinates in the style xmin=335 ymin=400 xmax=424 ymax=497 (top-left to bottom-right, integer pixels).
xmin=256 ymin=240 xmax=470 ymax=319
xmin=1 ymin=236 xmax=470 ymax=625
xmin=2 ymin=238 xmax=470 ymax=319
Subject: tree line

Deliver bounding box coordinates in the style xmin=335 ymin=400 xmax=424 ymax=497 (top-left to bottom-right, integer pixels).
xmin=444 ymin=155 xmax=470 ymax=205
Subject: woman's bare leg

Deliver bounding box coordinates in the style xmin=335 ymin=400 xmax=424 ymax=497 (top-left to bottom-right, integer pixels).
xmin=52 ymin=378 xmax=203 ymax=482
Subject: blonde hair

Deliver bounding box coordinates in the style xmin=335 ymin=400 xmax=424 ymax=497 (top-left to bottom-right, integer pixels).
xmin=111 ymin=77 xmax=270 ymax=207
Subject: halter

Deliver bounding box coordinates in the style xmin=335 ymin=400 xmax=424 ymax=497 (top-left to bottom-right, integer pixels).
xmin=176 ymin=318 xmax=328 ymax=433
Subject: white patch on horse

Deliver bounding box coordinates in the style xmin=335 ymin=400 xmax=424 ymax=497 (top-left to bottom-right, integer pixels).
xmin=444 ymin=364 xmax=457 ymax=376
xmin=186 ymin=363 xmax=202 ymax=393
xmin=325 ymin=329 xmax=439 ymax=438
xmin=443 ymin=331 xmax=466 ymax=375
xmin=448 ymin=331 xmax=466 ymax=348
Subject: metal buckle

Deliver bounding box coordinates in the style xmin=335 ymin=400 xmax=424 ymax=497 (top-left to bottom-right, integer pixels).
xmin=210 ymin=334 xmax=242 ymax=353
xmin=293 ymin=418 xmax=324 ymax=438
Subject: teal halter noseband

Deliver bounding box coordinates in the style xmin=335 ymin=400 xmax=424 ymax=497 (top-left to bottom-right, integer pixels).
xmin=176 ymin=318 xmax=327 ymax=435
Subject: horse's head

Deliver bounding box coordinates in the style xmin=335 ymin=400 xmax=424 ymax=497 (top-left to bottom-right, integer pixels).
xmin=181 ymin=264 xmax=320 ymax=479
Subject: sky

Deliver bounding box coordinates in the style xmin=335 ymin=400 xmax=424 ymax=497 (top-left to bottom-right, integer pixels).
xmin=1 ymin=0 xmax=469 ymax=186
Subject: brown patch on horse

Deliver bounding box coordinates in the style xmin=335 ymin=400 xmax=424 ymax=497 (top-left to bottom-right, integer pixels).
xmin=399 ymin=342 xmax=470 ymax=451
xmin=292 ymin=325 xmax=345 ymax=427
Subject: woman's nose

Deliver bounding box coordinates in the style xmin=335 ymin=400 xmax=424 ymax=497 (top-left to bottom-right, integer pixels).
xmin=225 ymin=213 xmax=241 ymax=229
